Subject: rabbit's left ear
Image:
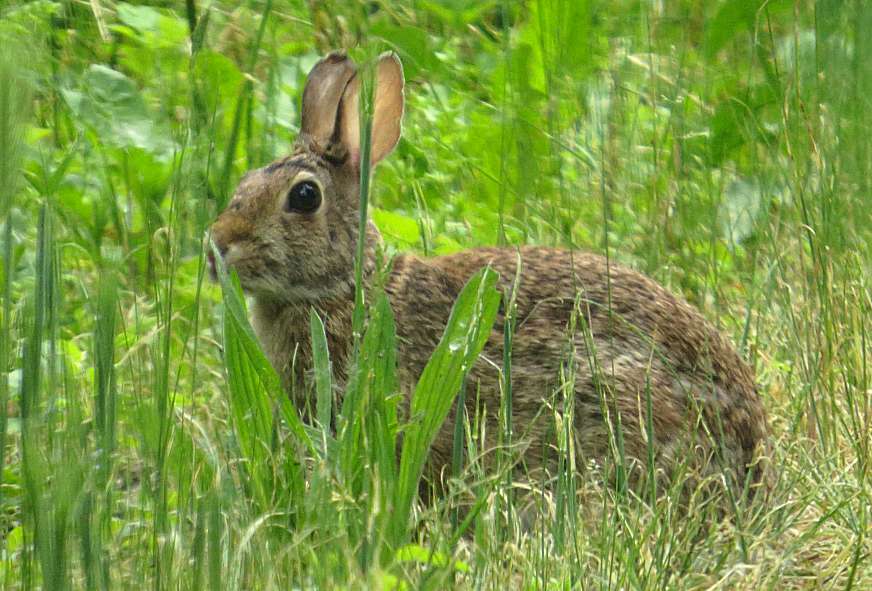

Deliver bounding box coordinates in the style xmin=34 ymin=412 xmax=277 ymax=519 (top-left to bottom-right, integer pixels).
xmin=339 ymin=52 xmax=405 ymax=168
xmin=300 ymin=52 xmax=357 ymax=151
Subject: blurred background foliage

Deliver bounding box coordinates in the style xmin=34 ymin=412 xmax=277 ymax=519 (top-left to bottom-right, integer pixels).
xmin=2 ymin=1 xmax=868 ymax=300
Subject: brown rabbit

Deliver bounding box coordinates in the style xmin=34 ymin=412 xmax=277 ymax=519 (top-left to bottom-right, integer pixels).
xmin=209 ymin=52 xmax=770 ymax=500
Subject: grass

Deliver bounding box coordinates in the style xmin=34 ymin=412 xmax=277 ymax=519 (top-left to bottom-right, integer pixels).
xmin=1 ymin=0 xmax=871 ymax=588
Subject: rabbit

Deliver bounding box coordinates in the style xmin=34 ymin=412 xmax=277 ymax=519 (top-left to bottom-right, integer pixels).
xmin=209 ymin=51 xmax=771 ymax=501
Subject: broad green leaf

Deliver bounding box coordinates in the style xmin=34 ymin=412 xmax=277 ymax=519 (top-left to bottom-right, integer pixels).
xmin=368 ymin=21 xmax=439 ymax=79
xmin=193 ymin=51 xmax=245 ymax=117
xmin=388 ymin=267 xmax=501 ymax=546
xmin=114 ymin=2 xmax=188 ymax=50
xmin=221 ymin=287 xmax=275 ymax=508
xmin=61 ymin=65 xmax=174 ymax=155
xmin=116 ymin=3 xmax=161 ymax=33
xmin=372 ymin=208 xmax=422 ymax=247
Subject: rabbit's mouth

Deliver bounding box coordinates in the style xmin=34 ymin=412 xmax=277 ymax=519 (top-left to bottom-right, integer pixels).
xmin=207 ymin=244 xmax=230 ymax=282
xmin=206 ymin=234 xmax=234 ymax=283
xmin=207 ymin=249 xmax=218 ymax=281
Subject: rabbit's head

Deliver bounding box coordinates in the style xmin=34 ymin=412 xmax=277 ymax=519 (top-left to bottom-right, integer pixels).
xmin=209 ymin=52 xmax=404 ymax=302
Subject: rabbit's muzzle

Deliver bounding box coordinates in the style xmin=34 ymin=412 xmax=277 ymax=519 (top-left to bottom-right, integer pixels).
xmin=209 ymin=212 xmax=251 ymax=281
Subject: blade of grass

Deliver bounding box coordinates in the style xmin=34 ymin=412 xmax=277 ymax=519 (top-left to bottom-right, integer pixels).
xmin=353 ymin=56 xmax=376 ymax=342
xmin=309 ymin=309 xmax=333 ymax=433
xmin=337 ymin=292 xmax=398 ymax=570
xmin=21 ymin=205 xmax=76 ymax=590
xmin=0 ymin=27 xmax=31 ymax=519
xmin=217 ymin=0 xmax=273 ymax=208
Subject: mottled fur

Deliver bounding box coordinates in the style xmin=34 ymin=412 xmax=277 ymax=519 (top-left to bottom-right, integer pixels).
xmin=210 ymin=52 xmax=771 ymax=500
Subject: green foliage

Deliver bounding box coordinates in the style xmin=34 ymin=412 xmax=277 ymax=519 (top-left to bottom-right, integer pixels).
xmin=1 ymin=0 xmax=871 ymax=588
xmin=62 ymin=65 xmax=175 ymax=155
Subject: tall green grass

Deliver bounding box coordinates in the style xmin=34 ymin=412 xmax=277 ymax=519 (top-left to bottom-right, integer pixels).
xmin=1 ymin=0 xmax=870 ymax=588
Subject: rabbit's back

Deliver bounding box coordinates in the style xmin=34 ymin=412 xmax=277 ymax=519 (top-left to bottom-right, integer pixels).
xmin=386 ymin=246 xmax=769 ymax=494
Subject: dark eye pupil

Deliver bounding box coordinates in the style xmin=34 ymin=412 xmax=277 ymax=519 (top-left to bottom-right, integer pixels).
xmin=287 ymin=181 xmax=321 ymax=213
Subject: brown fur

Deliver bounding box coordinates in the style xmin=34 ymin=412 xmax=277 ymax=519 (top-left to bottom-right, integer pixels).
xmin=210 ymin=52 xmax=771 ymax=500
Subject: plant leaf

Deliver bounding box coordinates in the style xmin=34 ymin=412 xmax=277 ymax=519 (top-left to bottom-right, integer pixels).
xmin=388 ymin=267 xmax=501 ymax=546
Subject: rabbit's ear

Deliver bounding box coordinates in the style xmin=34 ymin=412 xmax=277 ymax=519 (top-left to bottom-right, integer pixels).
xmin=338 ymin=52 xmax=405 ymax=168
xmin=300 ymin=52 xmax=357 ymax=150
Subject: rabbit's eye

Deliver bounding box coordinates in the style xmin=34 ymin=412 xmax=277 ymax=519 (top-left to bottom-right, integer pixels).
xmin=286 ymin=181 xmax=322 ymax=213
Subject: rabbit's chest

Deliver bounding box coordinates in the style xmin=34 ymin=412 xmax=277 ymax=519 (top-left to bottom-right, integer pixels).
xmin=250 ymin=299 xmax=355 ymax=394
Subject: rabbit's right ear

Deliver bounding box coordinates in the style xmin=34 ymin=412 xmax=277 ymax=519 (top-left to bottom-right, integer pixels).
xmin=300 ymin=52 xmax=357 ymax=150
xmin=338 ymin=52 xmax=405 ymax=169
